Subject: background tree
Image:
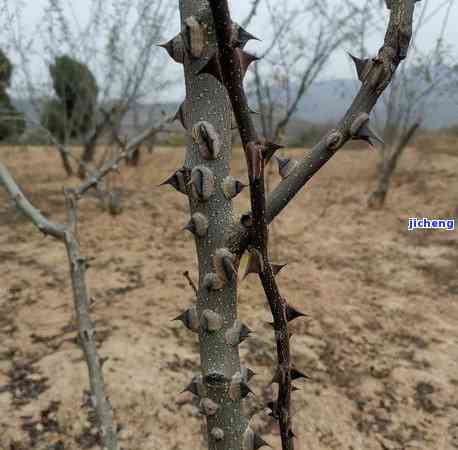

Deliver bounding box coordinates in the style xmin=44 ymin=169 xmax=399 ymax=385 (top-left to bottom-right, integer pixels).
xmin=44 ymin=55 xmax=98 ymax=140
xmin=247 ymin=0 xmax=371 ymax=144
xmin=0 ymin=0 xmax=176 ymax=177
xmin=40 ymin=55 xmax=99 ymax=175
xmin=0 ymin=49 xmax=25 ymax=141
xmin=366 ymin=0 xmax=458 ymax=208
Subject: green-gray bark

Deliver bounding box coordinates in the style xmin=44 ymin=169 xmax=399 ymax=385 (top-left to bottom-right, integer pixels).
xmin=179 ymin=1 xmax=247 ymax=449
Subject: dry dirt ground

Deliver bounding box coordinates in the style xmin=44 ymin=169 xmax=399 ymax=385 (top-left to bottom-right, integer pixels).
xmin=0 ymin=143 xmax=457 ymax=450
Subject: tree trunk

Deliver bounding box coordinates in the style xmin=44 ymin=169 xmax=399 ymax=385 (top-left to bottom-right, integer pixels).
xmin=368 ymin=121 xmax=420 ymax=209
xmin=78 ymin=139 xmax=97 ymax=179
xmin=64 ymin=233 xmax=118 ymax=450
xmin=179 ymin=1 xmax=246 ymax=449
xmin=126 ymin=146 xmax=141 ymax=166
xmin=58 ymin=148 xmax=74 ymax=176
xmin=367 ymin=158 xmax=392 ymax=209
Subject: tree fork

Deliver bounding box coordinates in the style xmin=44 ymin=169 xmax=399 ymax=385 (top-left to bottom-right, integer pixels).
xmin=227 ymin=0 xmax=419 ymax=255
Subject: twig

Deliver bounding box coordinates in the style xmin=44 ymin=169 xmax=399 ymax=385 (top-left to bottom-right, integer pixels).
xmin=75 ymin=118 xmax=168 ymax=197
xmin=241 ymin=0 xmax=261 ymax=28
xmin=183 ymin=270 xmax=198 ymax=295
xmin=0 ymin=163 xmax=119 ymax=450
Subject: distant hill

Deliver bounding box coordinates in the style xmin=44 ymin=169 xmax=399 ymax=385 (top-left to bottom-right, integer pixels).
xmin=292 ymin=78 xmax=458 ymax=129
xmin=11 ymin=77 xmax=457 ymax=145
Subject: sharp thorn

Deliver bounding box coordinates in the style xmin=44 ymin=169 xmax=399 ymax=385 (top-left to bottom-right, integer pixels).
xmin=271 ymin=367 xmax=310 ymax=384
xmin=285 ymin=304 xmax=307 ymax=322
xmin=172 ymin=306 xmax=199 ymax=332
xmin=272 ymin=263 xmax=287 ymax=276
xmin=158 ymin=34 xmax=185 ymax=64
xmin=240 ymin=381 xmax=254 ymax=399
xmin=236 ymin=48 xmax=259 ymax=79
xmin=242 ymin=249 xmax=264 ymax=280
xmin=241 ymin=367 xmax=256 ymax=382
xmin=181 ymin=375 xmax=203 ymax=397
xmin=232 ymin=22 xmax=261 ymax=48
xmin=291 ymin=368 xmax=310 ymax=381
xmin=158 ymin=168 xmax=189 ymax=194
xmin=347 ymin=52 xmax=372 ymax=82
xmin=263 ymin=142 xmax=284 ymax=164
xmin=197 ymin=51 xmax=223 ymax=82
xmin=252 ymin=433 xmax=270 ymax=450
xmin=183 ymin=221 xmax=196 ymax=235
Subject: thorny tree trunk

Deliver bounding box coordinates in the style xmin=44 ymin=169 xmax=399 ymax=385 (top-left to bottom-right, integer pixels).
xmin=179 ymin=1 xmax=247 ymax=449
xmin=368 ymin=121 xmax=420 ymax=208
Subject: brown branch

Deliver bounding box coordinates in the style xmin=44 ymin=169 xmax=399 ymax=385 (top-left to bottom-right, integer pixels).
xmin=209 ymin=2 xmax=296 ymax=449
xmin=0 ymin=163 xmax=119 ymax=450
xmin=183 ymin=270 xmax=198 ymax=295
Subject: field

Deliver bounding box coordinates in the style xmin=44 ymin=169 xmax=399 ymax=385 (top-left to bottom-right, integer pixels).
xmin=0 ymin=142 xmax=457 ymax=450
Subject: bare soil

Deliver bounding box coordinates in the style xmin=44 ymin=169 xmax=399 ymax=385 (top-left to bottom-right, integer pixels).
xmin=0 ymin=143 xmax=457 ymax=450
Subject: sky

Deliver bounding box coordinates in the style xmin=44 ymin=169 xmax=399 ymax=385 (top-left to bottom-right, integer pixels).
xmin=3 ymin=0 xmax=458 ymax=102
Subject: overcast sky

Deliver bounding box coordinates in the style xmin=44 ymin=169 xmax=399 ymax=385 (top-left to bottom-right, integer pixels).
xmin=5 ymin=0 xmax=458 ymax=102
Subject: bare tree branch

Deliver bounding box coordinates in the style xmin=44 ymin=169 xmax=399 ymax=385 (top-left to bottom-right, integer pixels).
xmin=0 ymin=163 xmax=67 ymax=238
xmin=75 ymin=117 xmax=169 ymax=197
xmin=0 ymin=162 xmax=119 ymax=450
xmin=241 ymin=0 xmax=262 ymax=28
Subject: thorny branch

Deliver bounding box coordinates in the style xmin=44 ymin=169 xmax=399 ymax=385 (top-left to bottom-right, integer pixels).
xmin=208 ymin=2 xmax=300 ymax=449
xmin=210 ymin=1 xmax=418 ymax=449
xmin=0 ymin=163 xmax=119 ymax=450
xmin=183 ymin=270 xmax=198 ymax=295
xmin=229 ymin=0 xmax=419 ymax=258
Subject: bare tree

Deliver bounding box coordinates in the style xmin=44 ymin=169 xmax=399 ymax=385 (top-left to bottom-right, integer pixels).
xmin=0 ymin=0 xmax=176 ymax=177
xmin=0 ymin=111 xmax=171 ymax=449
xmin=366 ymin=0 xmax=457 ymax=208
xmin=0 ymin=170 xmax=119 ymax=450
